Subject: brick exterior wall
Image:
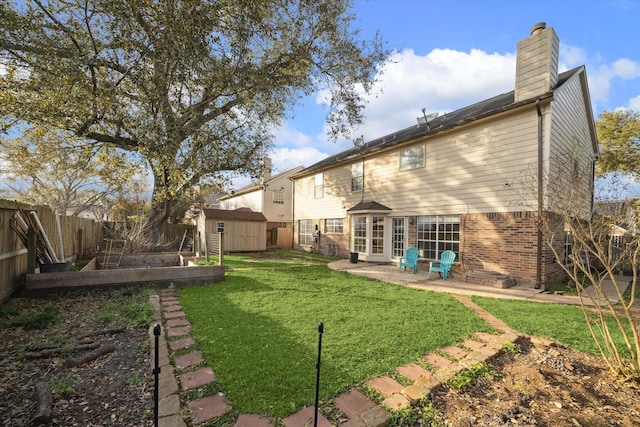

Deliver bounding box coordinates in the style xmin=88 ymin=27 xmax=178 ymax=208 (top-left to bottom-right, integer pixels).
xmin=292 ymin=212 xmax=568 ymax=288
xmin=461 ymin=211 xmax=565 ymax=287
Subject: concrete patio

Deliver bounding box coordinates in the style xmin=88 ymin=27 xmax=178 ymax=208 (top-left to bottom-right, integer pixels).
xmin=328 ymin=259 xmax=632 ymax=306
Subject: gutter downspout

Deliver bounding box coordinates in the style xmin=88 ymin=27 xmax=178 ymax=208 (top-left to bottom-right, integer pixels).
xmin=535 ymin=99 xmax=543 ymax=289
xmin=291 ymin=178 xmax=296 ymax=249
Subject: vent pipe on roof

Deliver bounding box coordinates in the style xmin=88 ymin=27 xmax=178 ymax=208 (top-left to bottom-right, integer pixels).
xmin=530 ymin=22 xmax=546 ymax=34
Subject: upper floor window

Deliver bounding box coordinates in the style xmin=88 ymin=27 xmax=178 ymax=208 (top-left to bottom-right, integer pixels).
xmin=400 ymin=144 xmax=425 ymax=171
xmin=325 ymin=218 xmax=344 ymax=234
xmin=351 ymin=161 xmax=363 ymax=192
xmin=272 ymin=189 xmax=284 ymax=204
xmin=314 ymin=173 xmax=324 ymax=198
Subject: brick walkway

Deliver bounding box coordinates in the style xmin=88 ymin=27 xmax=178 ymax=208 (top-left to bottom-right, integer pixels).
xmin=150 ymin=288 xmax=521 ymax=426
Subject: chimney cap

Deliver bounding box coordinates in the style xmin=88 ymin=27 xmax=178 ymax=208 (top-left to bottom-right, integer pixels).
xmin=530 ymin=22 xmax=547 ymax=35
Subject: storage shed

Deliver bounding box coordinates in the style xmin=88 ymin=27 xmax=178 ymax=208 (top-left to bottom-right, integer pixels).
xmin=195 ymin=207 xmax=267 ymax=254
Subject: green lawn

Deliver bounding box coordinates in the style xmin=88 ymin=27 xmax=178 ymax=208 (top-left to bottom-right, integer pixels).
xmin=472 ymin=296 xmax=633 ymax=356
xmin=179 ymin=254 xmax=493 ymax=417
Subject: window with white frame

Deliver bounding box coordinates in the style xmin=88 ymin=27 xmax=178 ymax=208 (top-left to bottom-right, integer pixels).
xmin=564 ymin=231 xmax=574 ymax=266
xmin=314 ymin=173 xmax=324 ymax=198
xmin=416 ymin=215 xmax=460 ymax=259
xmin=272 ymin=189 xmax=284 ymax=204
xmin=325 ymin=218 xmax=344 ymax=234
xmin=400 ymin=144 xmax=425 ymax=171
xmin=353 ymin=216 xmax=367 ymax=253
xmin=351 ymin=161 xmax=363 ymax=192
xmin=372 ymin=216 xmax=384 ymax=254
xmin=299 ymin=219 xmax=314 ymax=246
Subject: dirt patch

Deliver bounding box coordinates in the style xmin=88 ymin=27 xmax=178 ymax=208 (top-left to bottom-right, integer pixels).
xmin=1 ymin=291 xmax=639 ymax=426
xmin=431 ymin=336 xmax=640 ymax=427
xmin=0 ymin=291 xmax=153 ymax=427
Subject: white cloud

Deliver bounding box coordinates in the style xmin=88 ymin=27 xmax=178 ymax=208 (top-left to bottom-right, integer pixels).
xmin=268 ymin=146 xmax=331 ymax=173
xmin=319 ymin=48 xmax=516 ymax=144
xmin=629 ymin=95 xmax=640 ymax=111
xmin=613 ymin=58 xmax=640 ymax=79
xmin=560 ymin=44 xmax=587 ymax=68
xmin=271 ymin=124 xmax=314 ymax=148
xmin=586 ymin=58 xmax=640 ymax=106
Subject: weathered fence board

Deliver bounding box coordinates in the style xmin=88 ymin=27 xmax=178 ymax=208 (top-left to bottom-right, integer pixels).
xmin=0 ymin=199 xmax=103 ymax=303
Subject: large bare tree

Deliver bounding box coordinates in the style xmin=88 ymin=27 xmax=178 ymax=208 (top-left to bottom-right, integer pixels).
xmin=0 ymin=127 xmax=139 ymax=217
xmin=0 ymin=0 xmax=387 ymax=228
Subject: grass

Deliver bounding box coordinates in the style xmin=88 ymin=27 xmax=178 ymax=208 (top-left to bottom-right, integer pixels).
xmin=179 ymin=253 xmax=493 ymax=418
xmin=98 ymin=287 xmax=155 ymax=327
xmin=471 ymin=296 xmax=633 ymax=356
xmin=0 ymin=302 xmax=60 ymax=330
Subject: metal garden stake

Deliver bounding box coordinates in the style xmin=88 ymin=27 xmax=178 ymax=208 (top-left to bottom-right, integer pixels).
xmin=153 ymin=323 xmax=161 ymax=427
xmin=314 ymin=322 xmax=324 ymax=427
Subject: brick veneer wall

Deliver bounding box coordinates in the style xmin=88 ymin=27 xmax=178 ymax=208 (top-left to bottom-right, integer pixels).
xmin=462 ymin=211 xmax=565 ymax=287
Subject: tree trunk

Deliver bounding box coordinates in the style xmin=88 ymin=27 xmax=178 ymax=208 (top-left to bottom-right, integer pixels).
xmin=147 ymin=197 xmax=172 ymax=231
xmin=30 ymin=381 xmax=53 ymax=426
xmin=63 ymin=344 xmax=115 ymax=368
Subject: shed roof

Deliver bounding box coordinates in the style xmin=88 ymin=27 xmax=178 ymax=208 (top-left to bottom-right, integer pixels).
xmin=202 ymin=208 xmax=267 ymax=222
xmin=291 ymin=67 xmax=586 ymax=179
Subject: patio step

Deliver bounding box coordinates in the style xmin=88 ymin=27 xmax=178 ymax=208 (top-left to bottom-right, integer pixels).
xmin=462 ymin=270 xmax=515 ymax=288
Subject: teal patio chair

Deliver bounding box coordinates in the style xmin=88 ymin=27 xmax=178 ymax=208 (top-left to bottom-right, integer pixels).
xmin=398 ymin=247 xmax=419 ymax=274
xmin=428 ymin=250 xmax=456 ymax=280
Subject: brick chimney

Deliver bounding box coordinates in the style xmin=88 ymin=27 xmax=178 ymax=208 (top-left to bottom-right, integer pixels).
xmin=514 ymin=22 xmax=559 ymax=103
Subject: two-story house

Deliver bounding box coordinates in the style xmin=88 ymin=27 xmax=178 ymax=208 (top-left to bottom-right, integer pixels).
xmin=290 ymin=23 xmax=599 ymax=287
xmin=219 ymin=158 xmax=304 ymax=246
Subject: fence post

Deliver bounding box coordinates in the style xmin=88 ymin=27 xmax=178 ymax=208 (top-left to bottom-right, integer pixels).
xmin=153 ymin=323 xmax=161 ymax=427
xmin=27 ymin=228 xmax=37 ymax=273
xmin=314 ymin=322 xmax=324 ymax=427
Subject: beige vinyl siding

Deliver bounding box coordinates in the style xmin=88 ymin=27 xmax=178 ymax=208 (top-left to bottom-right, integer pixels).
xmin=294 ymin=167 xmax=362 ymax=219
xmin=547 ymin=75 xmax=595 ymax=218
xmin=363 ymin=112 xmax=539 ymax=214
xmin=262 ymin=173 xmax=295 ymax=223
xmin=220 ymin=190 xmax=263 ymax=212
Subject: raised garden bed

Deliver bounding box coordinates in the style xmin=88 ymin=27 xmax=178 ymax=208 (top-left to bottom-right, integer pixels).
xmin=25 ymin=253 xmax=224 ymax=295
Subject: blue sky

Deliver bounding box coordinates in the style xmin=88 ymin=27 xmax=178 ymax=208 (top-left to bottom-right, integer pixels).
xmin=254 ymin=0 xmax=640 ymax=186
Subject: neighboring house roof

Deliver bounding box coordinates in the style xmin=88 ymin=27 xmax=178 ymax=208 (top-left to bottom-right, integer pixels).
xmin=219 ymin=166 xmax=304 ymax=200
xmin=202 ymin=207 xmax=267 ymax=222
xmin=292 ymin=66 xmax=593 ymax=178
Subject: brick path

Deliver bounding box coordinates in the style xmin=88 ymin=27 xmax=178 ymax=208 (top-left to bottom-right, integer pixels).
xmin=151 ymin=290 xmax=521 ymax=426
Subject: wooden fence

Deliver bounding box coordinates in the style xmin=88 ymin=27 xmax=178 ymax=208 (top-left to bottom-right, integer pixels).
xmin=0 ymin=199 xmax=103 ymax=304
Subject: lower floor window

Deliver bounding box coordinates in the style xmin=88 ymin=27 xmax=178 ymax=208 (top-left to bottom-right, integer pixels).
xmin=564 ymin=231 xmax=574 ymax=266
xmin=325 ymin=218 xmax=344 ymax=234
xmin=299 ymin=219 xmax=313 ymax=246
xmin=417 ymin=215 xmax=460 ymax=260
xmin=372 ymin=216 xmax=384 ymax=254
xmin=353 ymin=216 xmax=367 ymax=253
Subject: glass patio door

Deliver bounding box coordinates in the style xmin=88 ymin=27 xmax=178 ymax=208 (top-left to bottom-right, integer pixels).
xmin=392 ymin=218 xmax=405 ymax=259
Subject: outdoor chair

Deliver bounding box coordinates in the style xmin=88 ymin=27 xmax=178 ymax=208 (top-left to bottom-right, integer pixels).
xmin=428 ymin=250 xmax=456 ymax=280
xmin=398 ymin=247 xmax=419 ymax=274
